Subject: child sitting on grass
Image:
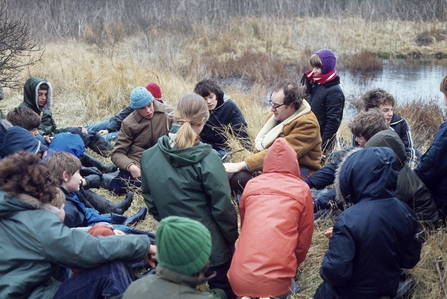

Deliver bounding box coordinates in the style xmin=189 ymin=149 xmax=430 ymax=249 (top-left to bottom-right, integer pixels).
xmin=123 ymin=216 xmax=226 ymax=299
xmin=44 ymin=151 xmax=148 ymax=231
xmin=314 ymin=147 xmax=422 ymax=299
xmin=361 ymin=88 xmax=418 ymax=166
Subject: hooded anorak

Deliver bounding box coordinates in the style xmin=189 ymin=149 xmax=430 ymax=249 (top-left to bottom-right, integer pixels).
xmin=228 ymin=138 xmax=314 ymax=297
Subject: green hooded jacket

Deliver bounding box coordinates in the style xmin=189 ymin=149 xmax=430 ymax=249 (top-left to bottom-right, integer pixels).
xmin=18 ymin=77 xmax=62 ymax=136
xmin=123 ymin=265 xmax=226 ymax=299
xmin=140 ymin=134 xmax=238 ymax=267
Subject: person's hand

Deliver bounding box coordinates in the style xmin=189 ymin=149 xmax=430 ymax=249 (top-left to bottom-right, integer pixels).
xmin=83 ymin=174 xmax=101 ymax=189
xmin=78 ymin=126 xmax=88 ymax=134
xmin=324 ymin=227 xmax=333 ymax=239
xmin=44 ymin=136 xmax=53 ymax=144
xmin=113 ymin=229 xmax=125 ymax=235
xmin=145 ymin=244 xmax=157 ymax=268
xmin=128 ymin=164 xmax=141 ymax=179
xmin=98 ymin=129 xmax=109 ymax=135
xmin=223 ymin=161 xmax=246 ymax=174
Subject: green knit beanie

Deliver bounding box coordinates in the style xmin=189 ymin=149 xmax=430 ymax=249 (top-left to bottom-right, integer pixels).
xmin=156 ymin=216 xmax=211 ymax=276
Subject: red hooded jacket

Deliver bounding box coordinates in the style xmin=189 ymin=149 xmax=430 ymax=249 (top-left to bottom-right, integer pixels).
xmin=228 ymin=138 xmax=314 ymax=297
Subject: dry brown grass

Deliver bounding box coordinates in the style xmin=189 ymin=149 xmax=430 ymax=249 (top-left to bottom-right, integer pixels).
xmin=1 ymin=18 xmax=447 ymax=297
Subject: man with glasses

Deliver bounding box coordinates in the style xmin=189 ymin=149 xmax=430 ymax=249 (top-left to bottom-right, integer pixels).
xmin=224 ymin=79 xmax=322 ymax=196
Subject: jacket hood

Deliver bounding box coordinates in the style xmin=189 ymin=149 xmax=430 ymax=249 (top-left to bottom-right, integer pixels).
xmin=1 ymin=126 xmax=48 ymax=156
xmin=0 ymin=192 xmax=41 ymax=219
xmin=156 ymin=265 xmax=212 ymax=288
xmin=335 ymin=147 xmax=399 ymax=204
xmin=263 ymin=137 xmax=300 ymax=177
xmin=23 ymin=77 xmax=52 ymax=113
xmin=364 ymin=129 xmax=406 ymax=166
xmin=157 ymin=134 xmax=212 ymax=168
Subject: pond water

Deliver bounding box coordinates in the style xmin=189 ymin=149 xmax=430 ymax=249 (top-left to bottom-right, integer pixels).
xmin=338 ymin=59 xmax=447 ymax=109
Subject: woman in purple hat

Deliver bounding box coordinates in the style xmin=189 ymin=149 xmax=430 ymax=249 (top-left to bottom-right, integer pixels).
xmin=301 ymin=48 xmax=345 ymax=156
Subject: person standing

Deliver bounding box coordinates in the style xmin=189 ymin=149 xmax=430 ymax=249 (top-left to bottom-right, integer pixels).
xmin=301 ymin=48 xmax=345 ymax=155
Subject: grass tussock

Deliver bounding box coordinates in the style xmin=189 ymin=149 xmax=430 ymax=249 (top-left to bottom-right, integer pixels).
xmin=395 ymin=99 xmax=445 ymax=151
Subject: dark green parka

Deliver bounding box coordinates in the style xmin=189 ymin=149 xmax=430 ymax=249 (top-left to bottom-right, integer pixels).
xmin=18 ymin=77 xmax=61 ymax=136
xmin=141 ymin=132 xmax=238 ymax=267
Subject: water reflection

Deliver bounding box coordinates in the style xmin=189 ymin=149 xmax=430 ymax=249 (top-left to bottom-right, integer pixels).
xmin=339 ymin=59 xmax=447 ymax=107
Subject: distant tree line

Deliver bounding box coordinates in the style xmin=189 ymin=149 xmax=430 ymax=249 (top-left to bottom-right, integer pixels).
xmin=4 ymin=0 xmax=447 ymax=42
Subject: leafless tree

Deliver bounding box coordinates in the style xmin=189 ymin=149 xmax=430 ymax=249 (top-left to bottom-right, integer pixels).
xmin=0 ymin=2 xmax=42 ymax=89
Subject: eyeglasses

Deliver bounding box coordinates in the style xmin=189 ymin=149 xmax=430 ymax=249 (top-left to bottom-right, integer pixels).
xmin=268 ymin=101 xmax=285 ymax=110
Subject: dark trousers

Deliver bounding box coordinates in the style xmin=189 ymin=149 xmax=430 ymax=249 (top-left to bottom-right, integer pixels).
xmin=54 ymin=261 xmax=132 ymax=299
xmin=109 ymin=170 xmax=141 ymax=195
xmin=205 ymin=259 xmax=236 ymax=299
xmin=314 ymin=282 xmax=338 ymax=299
xmin=229 ymin=170 xmax=253 ymax=196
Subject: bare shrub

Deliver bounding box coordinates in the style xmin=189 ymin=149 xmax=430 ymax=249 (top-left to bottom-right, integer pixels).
xmin=187 ymin=51 xmax=293 ymax=86
xmin=395 ymin=98 xmax=445 ymax=152
xmin=343 ymin=50 xmax=382 ymax=72
xmin=0 ymin=2 xmax=42 ymax=89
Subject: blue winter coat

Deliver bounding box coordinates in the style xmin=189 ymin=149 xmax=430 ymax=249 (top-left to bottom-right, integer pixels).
xmin=106 ymin=106 xmax=134 ymax=132
xmin=316 ymin=147 xmax=422 ymax=299
xmin=415 ymin=121 xmax=447 ymax=215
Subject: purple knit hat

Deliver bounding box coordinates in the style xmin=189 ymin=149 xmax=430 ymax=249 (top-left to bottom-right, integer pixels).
xmin=316 ymin=49 xmax=337 ymax=74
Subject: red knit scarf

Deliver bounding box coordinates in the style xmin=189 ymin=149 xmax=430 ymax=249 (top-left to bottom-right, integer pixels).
xmin=305 ymin=69 xmax=337 ymax=85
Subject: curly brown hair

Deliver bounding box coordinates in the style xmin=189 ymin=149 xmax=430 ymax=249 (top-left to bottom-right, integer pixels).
xmin=0 ymin=152 xmax=58 ymax=204
xmin=362 ymin=88 xmax=395 ymax=110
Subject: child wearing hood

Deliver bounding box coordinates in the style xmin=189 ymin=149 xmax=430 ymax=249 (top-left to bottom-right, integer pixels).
xmin=314 ymin=147 xmax=422 ymax=299
xmin=301 ymin=48 xmax=345 ymax=155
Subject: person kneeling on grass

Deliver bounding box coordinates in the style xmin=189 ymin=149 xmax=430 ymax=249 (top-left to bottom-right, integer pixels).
xmin=123 ymin=216 xmax=227 ymax=299
xmin=227 ymin=138 xmax=314 ymax=299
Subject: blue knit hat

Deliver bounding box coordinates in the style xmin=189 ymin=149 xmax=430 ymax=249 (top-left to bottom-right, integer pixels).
xmin=316 ymin=48 xmax=337 ymax=74
xmin=2 ymin=126 xmax=48 ymax=156
xmin=156 ymin=216 xmax=211 ymax=276
xmin=130 ymin=87 xmax=154 ymax=109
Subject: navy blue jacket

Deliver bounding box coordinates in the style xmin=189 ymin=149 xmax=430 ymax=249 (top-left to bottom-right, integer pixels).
xmin=62 ymin=188 xmax=88 ymax=228
xmin=415 ymin=121 xmax=447 ymax=215
xmin=390 ymin=113 xmax=416 ymax=163
xmin=199 ymin=95 xmax=251 ymax=153
xmin=62 ymin=188 xmax=110 ymax=228
xmin=317 ymin=147 xmax=422 ymax=299
xmin=106 ymin=106 xmax=134 ymax=132
xmin=302 ymin=75 xmax=345 ymax=153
